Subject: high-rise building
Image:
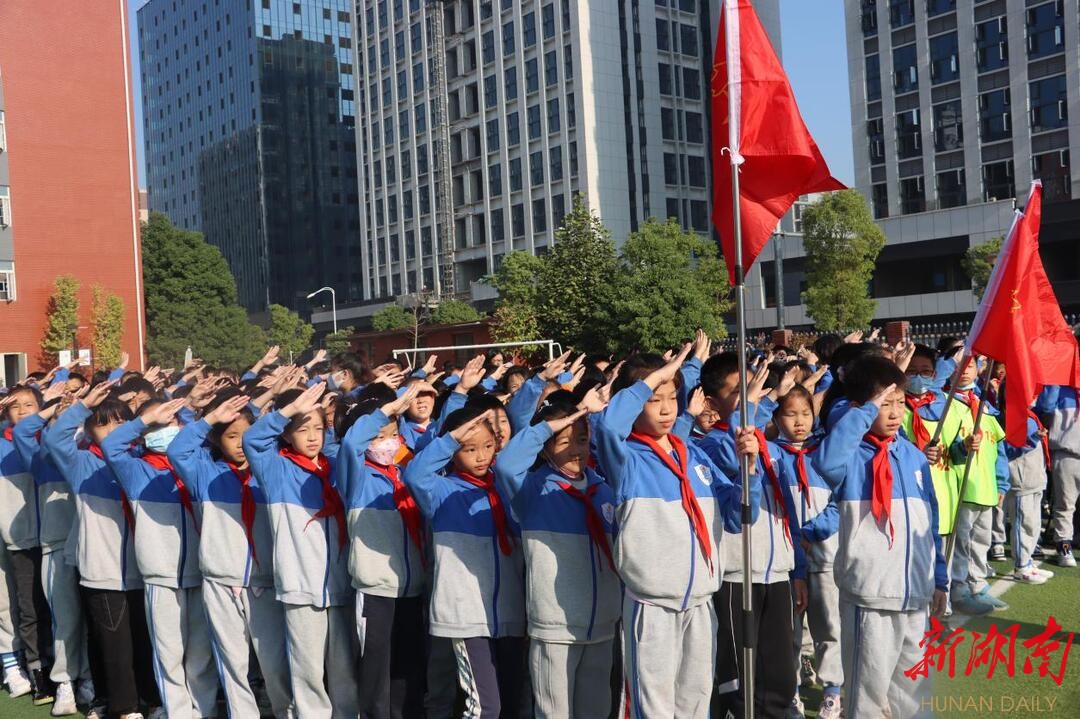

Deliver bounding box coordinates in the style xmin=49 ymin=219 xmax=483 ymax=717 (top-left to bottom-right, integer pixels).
xmin=339 ymin=0 xmax=780 ymax=322
xmin=0 ymin=1 xmax=146 ymax=382
xmin=138 ymin=0 xmax=363 ymax=312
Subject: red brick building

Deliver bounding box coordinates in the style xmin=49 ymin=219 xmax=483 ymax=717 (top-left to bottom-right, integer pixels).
xmin=350 ymin=320 xmax=495 ymax=367
xmin=0 ymin=1 xmax=145 ymax=382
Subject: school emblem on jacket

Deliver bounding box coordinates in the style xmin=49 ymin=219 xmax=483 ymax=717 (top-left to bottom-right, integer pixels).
xmin=914 ymin=469 xmax=924 ymax=492
xmin=601 ymin=502 xmax=615 ymax=525
xmin=695 ymin=464 xmax=712 ymax=487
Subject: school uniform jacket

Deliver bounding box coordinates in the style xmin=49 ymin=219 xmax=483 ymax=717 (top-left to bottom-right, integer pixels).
xmin=0 ymin=429 xmax=38 ymax=551
xmin=337 ymin=409 xmax=427 ymax=598
xmin=593 ymin=380 xmax=759 ymax=611
xmin=403 ymin=433 xmax=526 ymax=639
xmin=1037 ymin=385 xmax=1080 ymax=460
xmin=773 ymin=437 xmax=840 ymax=574
xmin=813 ymin=403 xmax=948 ymax=612
xmin=44 ymin=404 xmax=142 ymax=591
xmin=167 ymin=420 xmax=274 ymax=588
xmin=12 ymin=416 xmax=75 ymax=556
xmin=495 ymin=422 xmax=621 ymax=644
xmin=1004 ymin=415 xmax=1048 ymax=495
xmin=243 ymin=411 xmax=350 ymax=608
xmin=102 ymin=419 xmax=202 ymax=589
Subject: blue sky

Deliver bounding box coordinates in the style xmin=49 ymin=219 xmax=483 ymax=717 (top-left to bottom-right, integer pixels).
xmin=126 ymin=0 xmax=854 ymax=185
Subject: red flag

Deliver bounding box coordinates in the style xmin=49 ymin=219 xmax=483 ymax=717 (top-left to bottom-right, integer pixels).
xmin=968 ymin=182 xmax=1080 ymax=447
xmin=711 ymin=0 xmax=845 ymax=285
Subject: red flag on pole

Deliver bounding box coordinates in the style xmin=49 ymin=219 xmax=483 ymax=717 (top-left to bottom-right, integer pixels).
xmin=967 ymin=182 xmax=1080 ymax=447
xmin=710 ymin=0 xmax=845 ymax=286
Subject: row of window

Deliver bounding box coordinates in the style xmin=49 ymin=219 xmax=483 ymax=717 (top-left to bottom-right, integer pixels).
xmin=655 ymin=20 xmax=699 ymax=58
xmin=865 ymin=0 xmax=1063 ymax=50
xmin=658 ymin=63 xmax=702 ymax=100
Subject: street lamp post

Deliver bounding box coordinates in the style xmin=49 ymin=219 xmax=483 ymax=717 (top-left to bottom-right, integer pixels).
xmin=306 ymin=286 xmax=337 ymax=334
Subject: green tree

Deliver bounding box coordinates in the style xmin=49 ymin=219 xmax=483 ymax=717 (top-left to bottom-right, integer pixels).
xmin=324 ymin=326 xmax=356 ymax=355
xmin=961 ymin=236 xmax=1004 ymax=300
xmin=430 ymin=299 xmax=483 ymax=326
xmin=534 ymin=196 xmax=620 ymax=352
xmin=142 ymin=212 xmax=266 ymax=368
xmin=800 ymin=190 xmax=885 ymax=332
xmin=608 ymin=219 xmax=731 ymax=353
xmin=372 ymin=304 xmax=414 ymax=332
xmin=40 ymin=275 xmax=81 ymax=366
xmin=267 ymin=303 xmax=314 ymax=360
xmin=90 ymin=285 xmax=126 ymax=370
xmin=488 ymin=251 xmax=542 ymax=343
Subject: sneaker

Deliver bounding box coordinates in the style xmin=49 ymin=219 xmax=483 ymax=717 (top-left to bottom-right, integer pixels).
xmin=989 ymin=544 xmax=1006 ymax=561
xmin=119 ymin=714 xmax=146 ymax=719
xmin=30 ymin=667 xmax=55 ymax=705
xmin=1032 ymin=565 xmax=1055 ymax=579
xmin=1056 ymin=543 xmax=1077 ymax=567
xmin=51 ymin=681 xmax=78 ymax=716
xmin=819 ymin=693 xmax=843 ymax=719
xmin=85 ymin=701 xmax=109 ymax=719
xmin=1013 ymin=567 xmax=1048 ymax=584
xmin=1032 ymin=545 xmax=1046 ymax=559
xmin=787 ymin=695 xmax=806 ymax=719
xmin=75 ymin=678 xmax=95 ymax=706
xmin=799 ymin=654 xmax=818 ymax=687
xmin=4 ymin=665 xmax=31 ymax=697
xmin=954 ymin=592 xmax=996 ymax=616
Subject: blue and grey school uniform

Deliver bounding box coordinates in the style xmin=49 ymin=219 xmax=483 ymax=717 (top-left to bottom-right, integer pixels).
xmin=12 ymin=417 xmax=74 ymax=558
xmin=0 ymin=431 xmax=38 ymax=551
xmin=398 ymin=389 xmax=464 ymax=454
xmin=1037 ymin=385 xmax=1080 ymax=546
xmin=337 ymin=409 xmax=427 ymax=598
xmin=1003 ymin=414 xmax=1048 ymax=571
xmin=43 ymin=404 xmax=141 ymax=591
xmin=402 ymin=433 xmax=526 ymax=639
xmin=773 ymin=438 xmax=839 ymax=573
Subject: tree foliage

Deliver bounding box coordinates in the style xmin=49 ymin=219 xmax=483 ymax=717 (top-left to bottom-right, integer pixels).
xmin=961 ymin=236 xmax=1004 ymax=300
xmin=267 ymin=303 xmax=314 ymax=359
xmin=800 ymin=190 xmax=885 ymax=332
xmin=430 ymin=299 xmax=483 ymax=326
xmin=372 ymin=304 xmax=414 ymax=332
xmin=40 ymin=275 xmax=81 ymax=365
xmin=488 ymin=198 xmax=731 ymax=354
xmin=323 ymin=326 xmax=356 ymax=355
xmin=608 ymin=219 xmax=731 ymax=353
xmin=90 ymin=285 xmax=126 ymax=370
xmin=142 ymin=212 xmax=266 ymax=368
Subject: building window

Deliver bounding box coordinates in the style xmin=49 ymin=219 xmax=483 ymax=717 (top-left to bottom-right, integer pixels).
xmin=861 ymin=0 xmax=877 ymax=36
xmin=545 ymin=51 xmax=558 ymax=87
xmin=553 ymin=194 xmax=566 ymax=228
xmin=508 ymin=111 xmax=520 ymax=145
xmin=658 ymin=63 xmax=672 ymax=95
xmin=0 ymin=186 xmax=11 ymax=228
xmin=899 ymin=176 xmax=925 ymax=214
xmin=503 ymin=21 xmax=515 ymax=56
xmin=927 ymin=0 xmax=955 ymax=16
xmin=975 ymin=16 xmax=1008 ymax=72
xmin=978 ymin=89 xmax=1011 ymax=142
xmin=489 ymin=163 xmax=503 ymax=197
xmin=895 ymin=109 xmax=921 ymax=159
xmin=550 ymin=145 xmax=563 ymax=181
xmin=491 ymin=208 xmax=505 ymax=242
xmin=530 ymin=151 xmax=545 ymax=186
xmin=512 ymin=203 xmax=525 ymax=237
xmin=0 ymin=264 xmax=16 ymax=301
xmin=486 ymin=118 xmax=501 ymax=151
xmin=482 ymin=30 xmax=495 ymax=64
xmin=523 ymin=11 xmax=536 ymax=47
xmin=0 ymin=111 xmax=6 ymax=153
xmin=682 ymin=68 xmax=701 ymax=99
xmin=688 ymin=156 xmax=706 ymax=188
xmin=1030 ymin=75 xmax=1067 ymax=133
xmin=484 ymin=75 xmax=498 ymax=109
xmin=1033 ymin=150 xmax=1071 ymax=202
xmin=543 ymin=4 xmax=556 ymax=39
xmin=929 ymin=32 xmax=958 ymax=85
xmin=892 ymin=44 xmax=917 ymax=93
xmin=504 ymin=67 xmax=518 ymax=100
xmin=662 ymin=107 xmax=676 ymax=140
xmin=936 ymin=169 xmax=966 ymax=209
xmin=1026 ymin=1 xmax=1064 ymax=59
xmin=528 ymin=105 xmax=542 ymax=139
xmin=510 ymin=157 xmax=522 ymax=192
xmin=680 ymin=25 xmax=698 ymax=57
xmin=871 ymin=183 xmax=888 ymax=218
xmin=982 ymin=160 xmax=1014 ymax=201
xmin=932 ymin=101 xmax=962 ymax=152
xmin=888 ymin=0 xmax=913 ymax=28
xmin=664 ymin=153 xmax=678 ymax=185
xmin=656 ymin=19 xmax=670 ymax=51
xmin=865 ymin=54 xmax=881 ymax=102
xmin=415 ymin=103 xmax=427 ymax=132
xmin=526 ymin=58 xmax=539 ymax=94
xmin=686 ymin=111 xmax=703 ymax=143
xmin=532 ymin=198 xmax=547 ymax=232
xmin=547 ymin=98 xmax=560 ymax=132
xmin=867 ymin=118 xmax=885 ymax=164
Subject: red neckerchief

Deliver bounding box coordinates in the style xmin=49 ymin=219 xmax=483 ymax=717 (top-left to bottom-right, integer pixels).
xmin=1028 ymin=410 xmax=1052 ymax=471
xmin=365 ymin=459 xmax=427 ymax=567
xmin=226 ymin=462 xmax=259 ymax=567
xmin=863 ymin=433 xmax=896 ymax=548
xmin=140 ymin=452 xmax=200 ymax=534
xmin=88 ymin=443 xmax=136 ymax=533
xmin=956 ymin=389 xmax=980 ymax=425
xmin=755 ymin=430 xmax=791 ymax=545
xmin=904 ymin=392 xmax=937 ymax=450
xmin=413 ymin=424 xmax=428 ymax=434
xmin=278 ymin=448 xmax=346 ymax=549
xmin=554 ymin=477 xmax=616 ymax=572
xmin=776 ymin=442 xmax=818 ymax=509
xmin=628 ymin=431 xmax=713 ymax=574
xmin=2 ymin=426 xmax=12 ymax=442
xmin=456 ymin=469 xmax=514 ymax=556
xmin=715 ymin=421 xmax=731 ymax=433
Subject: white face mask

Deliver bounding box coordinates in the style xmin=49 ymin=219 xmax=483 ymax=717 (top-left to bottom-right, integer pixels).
xmin=365 ymin=437 xmax=400 ymax=466
xmin=144 ymin=426 xmax=180 ymax=453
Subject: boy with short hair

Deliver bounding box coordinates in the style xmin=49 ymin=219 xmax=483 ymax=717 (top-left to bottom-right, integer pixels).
xmin=813 ymin=356 xmax=948 ymax=717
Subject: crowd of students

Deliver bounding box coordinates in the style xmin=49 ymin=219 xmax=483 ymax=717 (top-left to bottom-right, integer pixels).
xmin=0 ymin=331 xmax=1075 ymax=719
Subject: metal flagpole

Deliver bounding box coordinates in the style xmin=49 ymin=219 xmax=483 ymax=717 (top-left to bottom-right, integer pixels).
xmin=723 ymin=2 xmax=755 ymax=716
xmin=944 ymin=360 xmax=997 ymax=567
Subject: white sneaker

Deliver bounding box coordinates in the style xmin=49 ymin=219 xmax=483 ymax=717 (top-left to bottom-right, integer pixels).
xmin=4 ymin=665 xmax=31 ymax=697
xmin=119 ymin=714 xmax=146 ymax=719
xmin=819 ymin=693 xmax=843 ymax=719
xmin=786 ymin=694 xmax=806 ymax=719
xmin=51 ymin=681 xmax=78 ymax=716
xmin=75 ymin=677 xmax=95 ymax=706
xmin=1057 ymin=546 xmax=1078 ymax=567
xmin=85 ymin=702 xmax=108 ymax=719
xmin=1013 ymin=567 xmax=1048 ymax=584
xmin=1033 ymin=565 xmax=1055 ymax=579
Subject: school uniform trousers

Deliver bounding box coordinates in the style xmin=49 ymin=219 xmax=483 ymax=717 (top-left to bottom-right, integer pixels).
xmin=951 ymin=503 xmax=994 ymax=594
xmin=796 ymin=569 xmax=843 ymax=691
xmin=0 ymin=543 xmax=21 ymax=655
xmin=284 ymin=602 xmax=360 ymax=719
xmin=355 ymin=592 xmax=426 ymax=719
xmin=1006 ymin=490 xmax=1045 ymax=570
xmin=41 ymin=549 xmax=89 ymax=684
xmin=1051 ymin=453 xmax=1080 ymax=544
xmin=530 ymin=637 xmax=614 ymax=719
xmin=9 ymin=546 xmax=52 ymax=670
xmin=144 ymin=583 xmax=219 ymax=719
xmin=202 ymin=579 xmax=292 ymax=718
xmin=452 ymin=635 xmax=527 ymax=719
